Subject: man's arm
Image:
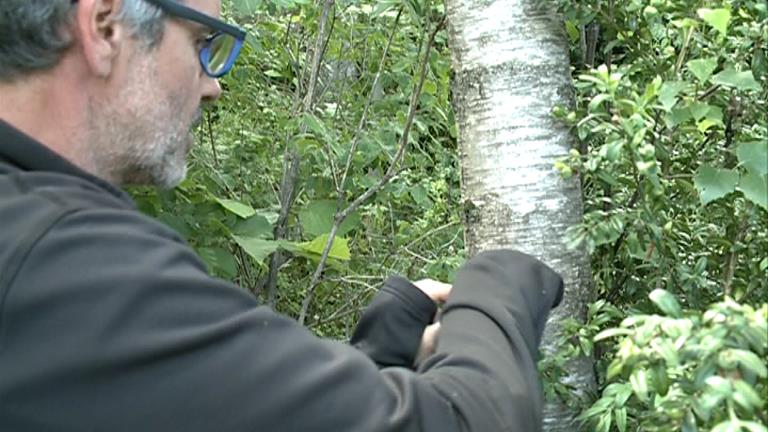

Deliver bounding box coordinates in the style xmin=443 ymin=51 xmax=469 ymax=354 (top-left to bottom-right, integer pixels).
xmin=0 ymin=208 xmax=562 ymax=431
xmin=351 ymin=275 xmax=438 ymax=368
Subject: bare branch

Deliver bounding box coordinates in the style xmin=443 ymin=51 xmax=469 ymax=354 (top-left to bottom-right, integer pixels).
xmin=266 ymin=0 xmax=337 ymax=306
xmin=298 ymin=16 xmax=447 ymax=325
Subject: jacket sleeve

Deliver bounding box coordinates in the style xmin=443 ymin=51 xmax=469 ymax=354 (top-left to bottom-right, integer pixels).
xmin=0 ymin=207 xmax=563 ymax=432
xmin=351 ymin=275 xmax=437 ymax=368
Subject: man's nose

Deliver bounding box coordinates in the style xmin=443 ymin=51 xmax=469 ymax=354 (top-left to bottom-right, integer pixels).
xmin=202 ymin=77 xmax=222 ymax=103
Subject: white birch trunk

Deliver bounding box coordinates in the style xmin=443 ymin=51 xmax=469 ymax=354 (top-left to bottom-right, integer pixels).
xmin=445 ymin=0 xmax=595 ymax=429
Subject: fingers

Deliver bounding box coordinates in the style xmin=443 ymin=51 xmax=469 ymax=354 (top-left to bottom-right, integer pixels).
xmin=415 ymin=322 xmax=441 ymax=365
xmin=413 ymin=279 xmax=452 ymax=303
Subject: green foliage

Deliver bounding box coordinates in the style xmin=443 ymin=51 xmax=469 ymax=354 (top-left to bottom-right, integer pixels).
xmin=133 ymin=0 xmax=462 ymax=332
xmin=556 ymin=0 xmax=768 ymax=428
xmin=582 ymin=291 xmax=767 ymax=432
xmin=556 ymin=0 xmax=767 ymax=306
xmin=128 ymin=0 xmax=766 ymax=427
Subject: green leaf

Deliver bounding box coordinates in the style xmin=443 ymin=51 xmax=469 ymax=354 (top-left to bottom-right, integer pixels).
xmin=711 ymin=421 xmax=741 ymax=432
xmin=565 ymin=20 xmax=580 ymax=42
xmin=629 ymin=368 xmax=649 ymax=402
xmin=666 ymin=107 xmax=692 ymax=127
xmin=596 ymin=414 xmax=611 ymax=432
xmin=733 ymin=379 xmax=764 ymax=410
xmin=741 ymin=421 xmax=768 ymax=432
xmin=687 ymin=58 xmax=719 ymax=83
xmin=730 ymin=349 xmax=768 ymax=378
xmin=302 ymin=112 xmax=332 ymax=142
xmin=712 ymin=68 xmax=761 ymax=91
xmin=157 ymin=213 xmax=191 ymax=238
xmin=694 ymin=166 xmax=739 ymax=205
xmin=682 ymin=410 xmax=699 ymax=432
xmin=739 ymin=171 xmax=768 ymax=210
xmin=649 ymin=289 xmax=683 ymax=317
xmin=299 ymin=200 xmax=361 ymax=237
xmin=297 ymin=234 xmax=351 ymax=261
xmin=697 ymin=8 xmax=731 ymax=36
xmin=594 ymin=328 xmax=633 ymax=341
xmin=737 ymin=141 xmax=768 ymax=176
xmin=214 ymin=198 xmax=256 ymax=218
xmin=614 ymin=407 xmax=627 ymax=432
xmin=232 ymin=236 xmax=282 ymax=263
xmin=198 ymin=247 xmax=238 ymax=279
xmin=232 ymin=214 xmax=273 ymax=239
xmin=690 ymin=102 xmax=711 ymax=121
xmin=409 ymin=184 xmax=432 ymax=206
xmin=658 ymin=81 xmax=687 ymax=111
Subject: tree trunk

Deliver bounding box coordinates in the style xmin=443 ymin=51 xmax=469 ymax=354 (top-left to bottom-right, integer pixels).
xmin=445 ymin=0 xmax=595 ymax=429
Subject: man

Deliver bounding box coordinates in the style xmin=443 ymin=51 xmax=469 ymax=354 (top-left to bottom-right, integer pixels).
xmin=0 ymin=0 xmax=564 ymax=430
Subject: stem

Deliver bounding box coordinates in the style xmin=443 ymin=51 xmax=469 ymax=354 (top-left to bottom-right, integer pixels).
xmin=723 ymin=207 xmax=750 ymax=298
xmin=206 ymin=112 xmax=220 ymax=169
xmin=674 ymin=27 xmax=694 ymax=75
xmin=266 ymin=0 xmax=336 ymax=306
xmin=298 ymin=16 xmax=446 ymax=325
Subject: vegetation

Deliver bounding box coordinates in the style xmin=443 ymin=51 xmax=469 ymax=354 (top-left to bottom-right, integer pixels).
xmin=556 ymin=0 xmax=767 ymax=430
xmin=131 ymin=0 xmax=766 ymax=429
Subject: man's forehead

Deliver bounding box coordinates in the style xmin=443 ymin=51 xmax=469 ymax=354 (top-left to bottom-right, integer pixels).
xmin=183 ymin=0 xmax=222 ymax=18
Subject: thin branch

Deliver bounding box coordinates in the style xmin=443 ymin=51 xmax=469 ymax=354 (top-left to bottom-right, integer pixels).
xmin=674 ymin=26 xmax=694 ymax=75
xmin=206 ymin=112 xmax=220 ymax=169
xmin=266 ymin=0 xmax=337 ymax=306
xmin=338 ymin=9 xmax=403 ymax=195
xmin=298 ymin=16 xmax=446 ymax=325
xmin=723 ymin=206 xmax=750 ymax=298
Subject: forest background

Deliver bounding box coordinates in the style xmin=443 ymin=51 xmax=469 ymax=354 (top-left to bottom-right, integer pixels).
xmin=130 ymin=0 xmax=767 ymax=430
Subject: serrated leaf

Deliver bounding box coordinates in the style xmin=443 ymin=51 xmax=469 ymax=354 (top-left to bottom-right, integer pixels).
xmin=694 ymin=166 xmax=739 ymax=205
xmin=214 ymin=198 xmax=256 ymax=218
xmin=299 ymin=200 xmax=360 ymax=237
xmin=649 ymin=289 xmax=683 ymax=317
xmin=232 ymin=236 xmax=282 ymax=263
xmin=739 ymin=172 xmax=768 ymax=210
xmin=712 ymin=68 xmax=761 ymax=91
xmin=297 ymin=234 xmax=351 ymax=261
xmin=687 ymin=58 xmax=719 ymax=83
xmin=697 ymin=8 xmax=731 ymax=36
xmin=737 ymin=141 xmax=768 ymax=176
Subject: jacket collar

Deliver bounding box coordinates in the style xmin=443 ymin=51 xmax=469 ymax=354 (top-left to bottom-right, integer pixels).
xmin=0 ymin=118 xmax=133 ymax=203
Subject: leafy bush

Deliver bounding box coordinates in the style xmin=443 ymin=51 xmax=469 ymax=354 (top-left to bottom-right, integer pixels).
xmin=553 ymin=0 xmax=767 ymax=429
xmin=582 ymin=290 xmax=767 ymax=432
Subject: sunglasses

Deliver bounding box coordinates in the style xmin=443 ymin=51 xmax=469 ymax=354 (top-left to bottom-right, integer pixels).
xmin=73 ymin=0 xmax=246 ymax=78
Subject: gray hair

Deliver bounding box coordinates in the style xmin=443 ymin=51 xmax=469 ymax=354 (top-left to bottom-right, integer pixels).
xmin=0 ymin=0 xmax=166 ymax=82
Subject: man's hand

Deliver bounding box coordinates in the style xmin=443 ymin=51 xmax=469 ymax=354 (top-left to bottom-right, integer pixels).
xmin=413 ymin=279 xmax=451 ymax=303
xmin=413 ymin=279 xmax=451 ymax=365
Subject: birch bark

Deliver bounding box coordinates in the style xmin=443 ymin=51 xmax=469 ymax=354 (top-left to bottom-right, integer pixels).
xmin=445 ymin=0 xmax=594 ymax=429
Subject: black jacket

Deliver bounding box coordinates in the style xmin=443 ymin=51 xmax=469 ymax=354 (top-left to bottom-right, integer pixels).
xmin=0 ymin=119 xmax=564 ymax=431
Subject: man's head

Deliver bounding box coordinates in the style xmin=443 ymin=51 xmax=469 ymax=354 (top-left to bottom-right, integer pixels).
xmin=0 ymin=0 xmax=244 ymax=188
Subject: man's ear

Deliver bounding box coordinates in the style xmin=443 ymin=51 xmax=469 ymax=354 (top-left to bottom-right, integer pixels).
xmin=74 ymin=0 xmax=126 ymax=77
